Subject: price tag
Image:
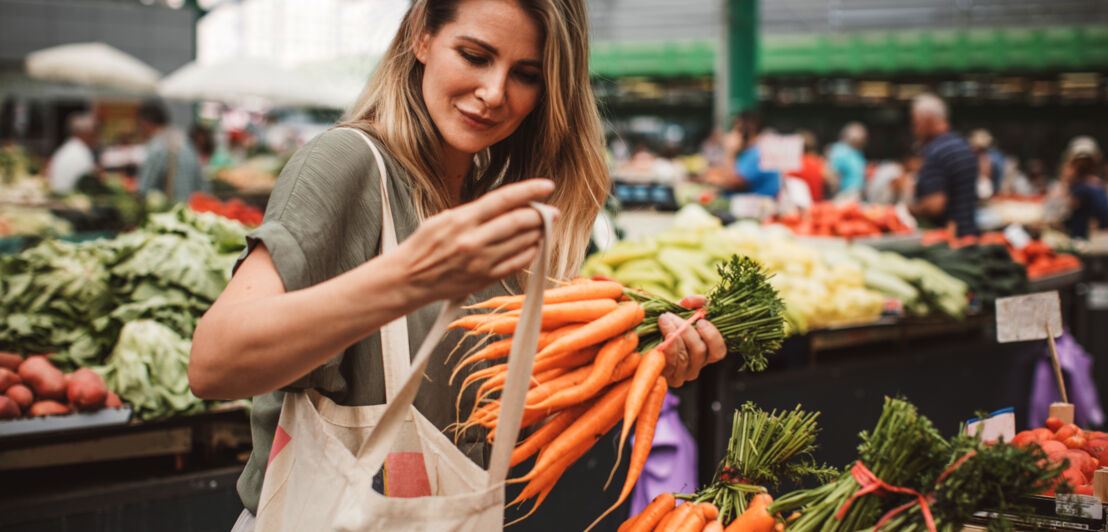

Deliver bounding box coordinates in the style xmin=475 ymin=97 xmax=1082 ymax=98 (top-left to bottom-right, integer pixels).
xmin=1056 ymin=493 xmax=1104 ymax=519
xmin=995 ymin=291 xmax=1063 ymax=343
xmin=1003 ymin=224 xmax=1032 ymax=250
xmin=1087 ymin=282 xmax=1108 ymax=310
xmin=757 ymin=133 xmax=803 ymax=173
xmin=964 ymin=407 xmax=1015 ymax=443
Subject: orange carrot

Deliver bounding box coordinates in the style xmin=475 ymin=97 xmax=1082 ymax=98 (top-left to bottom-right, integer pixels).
xmin=464 ymin=280 xmax=624 ymax=310
xmin=588 ymin=376 xmax=667 ymax=531
xmin=510 ymin=402 xmax=591 ymax=467
xmin=698 ymin=502 xmax=720 ymax=521
xmin=672 ymin=510 xmax=707 ymax=532
xmin=450 ymin=325 xmax=581 ymax=385
xmin=528 ymin=332 xmax=638 ymax=411
xmin=609 ymin=349 xmax=666 ymax=486
xmin=486 ymin=406 xmax=550 ymax=443
xmin=610 ymin=350 xmax=641 ymax=382
xmin=626 ymin=493 xmax=676 ymax=532
xmin=704 ymin=521 xmax=725 ymax=532
xmin=658 ymin=502 xmax=696 ymax=532
xmin=515 ymin=380 xmax=631 ymax=485
xmin=724 ymin=494 xmax=775 ymax=532
xmin=448 ymin=313 xmax=505 ymax=331
xmin=473 ymin=299 xmax=619 ymax=334
xmin=536 ymin=302 xmax=645 ymax=359
xmin=616 ymin=514 xmax=639 ymax=532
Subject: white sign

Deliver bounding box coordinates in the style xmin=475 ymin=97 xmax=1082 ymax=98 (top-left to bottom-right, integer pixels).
xmin=1003 ymin=224 xmax=1032 ymax=251
xmin=964 ymin=408 xmax=1015 ymax=443
xmin=758 ymin=133 xmax=803 ymax=173
xmin=995 ymin=291 xmax=1063 ymax=343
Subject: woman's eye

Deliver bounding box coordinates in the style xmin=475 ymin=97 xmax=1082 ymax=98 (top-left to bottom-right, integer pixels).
xmin=515 ymin=70 xmax=541 ymax=85
xmin=459 ymin=50 xmax=487 ymax=65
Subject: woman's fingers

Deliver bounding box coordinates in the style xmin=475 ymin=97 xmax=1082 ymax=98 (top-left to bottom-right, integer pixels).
xmin=658 ymin=313 xmax=690 ymax=387
xmin=488 ymin=243 xmax=539 ymax=279
xmin=469 ymin=206 xmax=547 ymax=246
xmin=696 ymin=320 xmax=728 ymax=364
xmin=483 ymin=228 xmax=542 ymax=269
xmin=464 ymin=179 xmax=554 ymax=222
xmin=677 ymin=314 xmax=708 ymax=382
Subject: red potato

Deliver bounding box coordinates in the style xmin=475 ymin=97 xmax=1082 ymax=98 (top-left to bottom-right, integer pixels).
xmin=1011 ymin=430 xmax=1037 ymax=448
xmin=1085 ymin=438 xmax=1108 ymax=456
xmin=18 ymin=356 xmax=66 ymax=401
xmin=0 ymin=352 xmax=22 ymax=371
xmin=1063 ymin=449 xmax=1099 ymax=478
xmin=1060 ymin=467 xmax=1086 ymax=489
xmin=5 ymin=384 xmax=33 ymax=410
xmin=1039 ymin=440 xmax=1068 ymax=455
xmin=0 ymin=367 xmax=20 ymax=393
xmin=67 ymin=368 xmax=108 ymax=411
xmin=1077 ymin=485 xmax=1095 ymax=496
xmin=105 ymin=391 xmax=123 ymax=408
xmin=28 ymin=400 xmax=70 ymax=417
xmin=0 ymin=396 xmax=19 ymax=419
xmin=1031 ymin=428 xmax=1055 ymax=441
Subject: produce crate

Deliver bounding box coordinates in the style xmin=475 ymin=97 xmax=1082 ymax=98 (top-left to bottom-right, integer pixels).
xmin=967 ymin=495 xmax=1108 ymax=531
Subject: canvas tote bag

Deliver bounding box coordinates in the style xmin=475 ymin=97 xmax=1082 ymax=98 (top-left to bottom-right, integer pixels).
xmin=252 ymin=128 xmax=554 ymax=531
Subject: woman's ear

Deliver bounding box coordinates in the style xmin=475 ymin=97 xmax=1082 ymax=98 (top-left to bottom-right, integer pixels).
xmin=414 ymin=32 xmax=431 ymax=64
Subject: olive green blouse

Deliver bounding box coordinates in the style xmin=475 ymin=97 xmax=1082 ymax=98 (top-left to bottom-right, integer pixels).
xmin=234 ymin=127 xmax=512 ymax=513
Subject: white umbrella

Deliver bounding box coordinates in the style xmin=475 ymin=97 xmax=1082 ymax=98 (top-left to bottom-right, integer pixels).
xmin=159 ymin=58 xmax=342 ymax=109
xmin=25 ymin=42 xmax=161 ymax=93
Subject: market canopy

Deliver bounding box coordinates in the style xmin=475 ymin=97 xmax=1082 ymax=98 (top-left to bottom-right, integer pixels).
xmin=158 ymin=58 xmax=346 ymax=109
xmin=587 ymin=24 xmax=1108 ymax=78
xmin=24 ymin=42 xmax=161 ymax=93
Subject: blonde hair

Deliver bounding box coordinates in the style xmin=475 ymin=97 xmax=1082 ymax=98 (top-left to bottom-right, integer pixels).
xmin=341 ymin=0 xmax=608 ymax=282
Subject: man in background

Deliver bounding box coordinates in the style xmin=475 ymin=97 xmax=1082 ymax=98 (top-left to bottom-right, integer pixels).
xmin=136 ymin=99 xmax=206 ymax=202
xmin=708 ymin=112 xmax=781 ymax=198
xmin=47 ymin=112 xmax=97 ymax=193
xmin=828 ymin=122 xmax=867 ymax=200
xmin=906 ymin=93 xmax=979 ymax=236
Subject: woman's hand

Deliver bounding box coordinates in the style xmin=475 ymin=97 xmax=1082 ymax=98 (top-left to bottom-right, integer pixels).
xmin=391 ymin=178 xmax=557 ymax=305
xmin=657 ymin=295 xmax=727 ymax=387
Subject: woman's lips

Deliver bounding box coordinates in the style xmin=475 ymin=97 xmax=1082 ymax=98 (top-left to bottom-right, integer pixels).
xmin=457 ymin=108 xmax=497 ymax=131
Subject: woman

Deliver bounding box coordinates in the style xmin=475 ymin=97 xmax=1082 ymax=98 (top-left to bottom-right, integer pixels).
xmin=188 ymin=0 xmax=727 ymax=526
xmin=1061 ymin=136 xmax=1108 ymax=239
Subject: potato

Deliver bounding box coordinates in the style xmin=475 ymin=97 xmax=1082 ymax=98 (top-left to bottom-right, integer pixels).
xmin=105 ymin=391 xmax=123 ymax=409
xmin=0 ymin=352 xmax=22 ymax=371
xmin=0 ymin=396 xmax=19 ymax=419
xmin=0 ymin=367 xmax=21 ymax=393
xmin=5 ymin=384 xmax=33 ymax=410
xmin=18 ymin=356 xmax=66 ymax=401
xmin=67 ymin=368 xmax=108 ymax=411
xmin=29 ymin=400 xmax=70 ymax=417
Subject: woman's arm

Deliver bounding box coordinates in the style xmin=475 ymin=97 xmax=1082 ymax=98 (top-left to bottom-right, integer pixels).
xmin=189 ymin=179 xmax=556 ymax=400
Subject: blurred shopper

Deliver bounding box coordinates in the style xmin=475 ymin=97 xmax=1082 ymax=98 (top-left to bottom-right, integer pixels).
xmin=969 ymin=129 xmax=1005 ymax=199
xmin=787 ymin=130 xmax=825 ymax=202
xmin=906 ymin=93 xmax=979 ymax=236
xmin=47 ymin=112 xmax=97 ymax=193
xmin=709 ymin=112 xmax=780 ymax=198
xmin=136 ymin=99 xmax=206 ymax=202
xmin=1061 ymin=136 xmax=1108 ymax=239
xmin=189 ymin=124 xmax=216 ymax=167
xmin=828 ymin=122 xmax=867 ymax=199
xmin=867 ymin=155 xmax=919 ymax=206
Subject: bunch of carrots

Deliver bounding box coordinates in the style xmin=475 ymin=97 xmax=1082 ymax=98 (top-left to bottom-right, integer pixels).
xmin=620 ymin=492 xmax=780 ymax=532
xmin=446 ymin=256 xmax=785 ymax=526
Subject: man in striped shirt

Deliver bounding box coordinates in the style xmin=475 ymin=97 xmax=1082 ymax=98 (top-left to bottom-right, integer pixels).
xmin=907 ymin=94 xmax=979 ymax=236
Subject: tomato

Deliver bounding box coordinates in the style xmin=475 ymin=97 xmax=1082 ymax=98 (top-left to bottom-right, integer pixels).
xmin=1011 ymin=431 xmax=1037 ymax=447
xmin=1045 ymin=416 xmax=1064 ymax=432
xmin=1076 ymin=485 xmax=1095 ymax=496
xmin=1064 ymin=435 xmax=1088 ymax=450
xmin=1055 ymin=424 xmax=1083 ymax=442
xmin=1031 ymin=428 xmax=1055 ymax=441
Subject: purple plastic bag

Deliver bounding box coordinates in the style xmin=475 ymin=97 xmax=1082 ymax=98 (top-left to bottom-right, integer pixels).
xmin=627 ymin=392 xmax=699 ymax=517
xmin=1029 ymin=329 xmax=1105 ymax=428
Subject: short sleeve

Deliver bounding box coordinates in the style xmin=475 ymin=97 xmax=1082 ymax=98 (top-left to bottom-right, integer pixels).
xmin=234 ymin=128 xmax=385 ymax=293
xmin=737 ymin=148 xmax=762 ymax=186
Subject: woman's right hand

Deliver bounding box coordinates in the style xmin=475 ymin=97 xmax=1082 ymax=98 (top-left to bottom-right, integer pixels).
xmin=391 ymin=178 xmax=557 ymax=304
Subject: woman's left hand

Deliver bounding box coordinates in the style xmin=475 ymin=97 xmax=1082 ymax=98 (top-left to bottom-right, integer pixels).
xmin=657 ymin=295 xmax=727 ymax=387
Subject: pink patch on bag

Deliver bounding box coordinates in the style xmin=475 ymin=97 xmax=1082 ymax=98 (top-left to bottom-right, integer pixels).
xmin=268 ymin=426 xmax=291 ymax=465
xmin=384 ymin=452 xmax=432 ymax=497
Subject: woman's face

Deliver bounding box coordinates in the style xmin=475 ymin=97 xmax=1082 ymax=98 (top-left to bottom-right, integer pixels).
xmin=415 ymin=0 xmax=544 ymax=161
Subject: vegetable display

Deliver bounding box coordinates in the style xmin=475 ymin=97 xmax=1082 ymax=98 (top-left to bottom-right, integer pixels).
xmin=448 ymin=258 xmax=785 ymax=525
xmin=188 ymin=192 xmax=265 ymax=227
xmin=0 ymin=354 xmax=124 ymax=420
xmin=0 ymin=206 xmax=247 ymax=420
xmin=921 ymin=229 xmax=1082 ymax=281
xmin=1010 ymin=416 xmax=1108 ymax=496
xmin=769 ymin=203 xmax=915 ymax=239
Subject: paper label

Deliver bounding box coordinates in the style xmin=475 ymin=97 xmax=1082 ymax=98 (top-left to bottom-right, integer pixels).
xmin=1056 ymin=493 xmax=1104 ymax=519
xmin=995 ymin=291 xmax=1063 ymax=343
xmin=1004 ymin=224 xmax=1033 ymax=250
xmin=1088 ymin=283 xmax=1108 ymax=311
xmin=964 ymin=408 xmax=1015 ymax=443
xmin=758 ymin=133 xmax=804 ymax=173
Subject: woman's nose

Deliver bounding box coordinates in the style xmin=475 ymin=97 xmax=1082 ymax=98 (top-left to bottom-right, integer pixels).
xmin=475 ymin=68 xmax=508 ymax=108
